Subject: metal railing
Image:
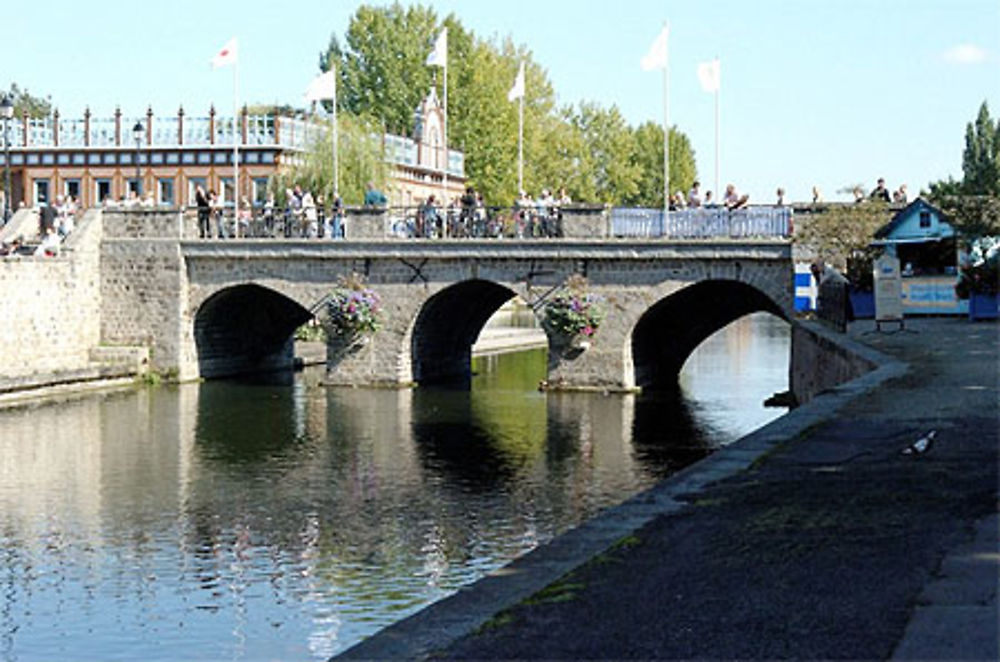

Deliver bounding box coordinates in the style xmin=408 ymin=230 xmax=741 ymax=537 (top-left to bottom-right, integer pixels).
xmin=611 ymin=206 xmax=791 ymax=239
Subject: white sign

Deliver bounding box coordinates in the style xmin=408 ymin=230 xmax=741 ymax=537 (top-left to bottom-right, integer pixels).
xmin=874 ymin=253 xmax=903 ymax=324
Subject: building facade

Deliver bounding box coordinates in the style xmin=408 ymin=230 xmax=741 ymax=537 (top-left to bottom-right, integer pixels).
xmin=0 ymin=89 xmax=463 ymax=211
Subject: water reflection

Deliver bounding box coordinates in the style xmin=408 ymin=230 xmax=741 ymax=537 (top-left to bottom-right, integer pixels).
xmin=0 ymin=314 xmax=789 ymax=660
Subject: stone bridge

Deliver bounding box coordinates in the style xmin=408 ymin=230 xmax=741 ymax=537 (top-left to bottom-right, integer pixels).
xmin=96 ymin=210 xmax=793 ymax=391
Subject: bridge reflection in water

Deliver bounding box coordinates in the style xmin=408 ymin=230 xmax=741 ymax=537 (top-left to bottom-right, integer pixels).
xmin=0 ymin=314 xmax=788 ymax=660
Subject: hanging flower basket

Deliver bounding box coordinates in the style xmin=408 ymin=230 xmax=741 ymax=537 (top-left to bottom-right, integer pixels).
xmin=324 ymin=274 xmax=383 ymax=342
xmin=542 ymin=275 xmax=606 ymax=348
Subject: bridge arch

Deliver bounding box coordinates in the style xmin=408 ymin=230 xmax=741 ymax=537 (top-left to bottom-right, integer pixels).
xmin=193 ymin=283 xmax=314 ymax=378
xmin=632 ymin=279 xmax=787 ymax=390
xmin=410 ymin=279 xmax=532 ymax=385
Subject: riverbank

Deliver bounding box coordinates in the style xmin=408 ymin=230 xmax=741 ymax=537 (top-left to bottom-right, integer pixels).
xmin=337 ymin=316 xmax=998 ymax=660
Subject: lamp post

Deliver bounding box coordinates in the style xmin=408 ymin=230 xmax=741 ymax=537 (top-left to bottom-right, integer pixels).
xmin=1 ymin=94 xmax=13 ymax=223
xmin=132 ymin=121 xmax=143 ymax=199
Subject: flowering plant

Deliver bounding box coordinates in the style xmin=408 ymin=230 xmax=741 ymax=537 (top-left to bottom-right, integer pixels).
xmin=542 ymin=276 xmax=606 ymax=339
xmin=325 ymin=274 xmax=382 ymax=337
xmin=955 ymin=237 xmax=999 ymax=299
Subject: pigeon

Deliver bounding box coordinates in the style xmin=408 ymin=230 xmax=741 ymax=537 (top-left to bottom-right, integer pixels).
xmin=901 ymin=430 xmax=936 ymax=455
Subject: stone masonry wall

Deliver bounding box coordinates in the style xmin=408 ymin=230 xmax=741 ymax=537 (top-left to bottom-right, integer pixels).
xmin=0 ymin=210 xmax=102 ymax=381
xmin=790 ymin=321 xmax=877 ymax=404
xmin=100 ymin=211 xmax=189 ymax=378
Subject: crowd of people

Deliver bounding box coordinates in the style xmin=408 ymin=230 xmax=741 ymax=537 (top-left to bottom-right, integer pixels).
xmin=1 ymin=195 xmax=79 ymax=257
xmin=669 ymin=181 xmax=750 ymax=211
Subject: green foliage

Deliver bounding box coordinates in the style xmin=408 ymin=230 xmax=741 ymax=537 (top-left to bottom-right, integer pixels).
xmin=794 ymin=202 xmax=893 ymax=287
xmin=294 ymin=321 xmax=327 ymax=342
xmin=542 ymin=275 xmax=606 ymax=338
xmin=628 ymin=121 xmax=698 ymax=208
xmin=929 ymin=194 xmax=1000 ymax=243
xmin=955 ymin=237 xmax=999 ymax=298
xmin=318 ymin=4 xmax=699 ymax=207
xmin=322 ymin=3 xmax=448 ymax=136
xmin=961 ymin=101 xmax=1000 ymax=196
xmin=5 ymin=83 xmax=52 ymax=119
xmin=269 ymin=113 xmax=389 ymax=205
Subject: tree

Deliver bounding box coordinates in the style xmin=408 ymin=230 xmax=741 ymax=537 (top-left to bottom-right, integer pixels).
xmin=570 ymin=103 xmax=640 ymax=205
xmin=927 ymin=101 xmax=1000 ymax=242
xmin=794 ymin=202 xmax=894 ymax=289
xmin=314 ymin=4 xmax=700 ymax=208
xmin=321 ymin=3 xmax=454 ymax=136
xmin=627 ymin=122 xmax=698 ymax=208
xmin=5 ymin=83 xmax=52 ymax=119
xmin=269 ymin=113 xmax=388 ymax=206
xmin=961 ymin=101 xmax=1000 ymax=196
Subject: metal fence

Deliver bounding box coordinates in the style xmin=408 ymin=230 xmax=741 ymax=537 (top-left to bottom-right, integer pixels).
xmin=610 ymin=206 xmax=791 ymax=239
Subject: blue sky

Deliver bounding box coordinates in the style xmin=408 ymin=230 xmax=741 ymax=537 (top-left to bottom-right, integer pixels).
xmin=4 ymin=0 xmax=998 ymax=203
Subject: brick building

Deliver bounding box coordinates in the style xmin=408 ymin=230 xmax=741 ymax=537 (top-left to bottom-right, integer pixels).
xmin=0 ymin=89 xmax=463 ymax=211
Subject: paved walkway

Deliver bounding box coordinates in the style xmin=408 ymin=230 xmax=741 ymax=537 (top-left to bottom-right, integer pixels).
xmin=337 ymin=317 xmax=998 ymax=661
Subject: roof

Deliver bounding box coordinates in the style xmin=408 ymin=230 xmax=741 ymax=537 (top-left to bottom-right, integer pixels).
xmin=873 ymin=197 xmax=954 ymax=240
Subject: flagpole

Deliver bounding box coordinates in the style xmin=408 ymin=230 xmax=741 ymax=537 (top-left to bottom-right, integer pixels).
xmin=233 ymin=55 xmax=240 ymax=238
xmin=662 ymin=21 xmax=670 ymax=231
xmin=714 ymin=57 xmax=720 ymax=200
xmin=518 ymin=92 xmax=524 ymax=195
xmin=332 ymin=65 xmax=339 ymax=201
xmin=442 ymin=41 xmax=449 ymax=237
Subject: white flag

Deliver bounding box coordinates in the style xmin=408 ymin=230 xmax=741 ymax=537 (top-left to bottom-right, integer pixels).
xmin=640 ymin=25 xmax=669 ymax=71
xmin=211 ymin=37 xmax=238 ymax=69
xmin=426 ymin=28 xmax=447 ymax=67
xmin=507 ymin=61 xmax=525 ymax=102
xmin=697 ymin=59 xmax=721 ymax=92
xmin=305 ymin=70 xmax=337 ymax=102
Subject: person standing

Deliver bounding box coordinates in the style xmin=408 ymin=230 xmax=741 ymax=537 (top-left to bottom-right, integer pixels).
xmin=195 ymin=184 xmax=211 ymax=239
xmin=869 ymin=177 xmax=891 ymax=202
xmin=687 ymin=181 xmax=702 ymax=208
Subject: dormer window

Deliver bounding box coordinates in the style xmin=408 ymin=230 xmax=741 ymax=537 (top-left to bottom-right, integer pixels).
xmin=919 ymin=211 xmax=931 ymax=228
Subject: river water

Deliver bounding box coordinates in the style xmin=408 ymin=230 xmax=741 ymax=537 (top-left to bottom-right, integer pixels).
xmin=0 ymin=313 xmax=789 ymax=661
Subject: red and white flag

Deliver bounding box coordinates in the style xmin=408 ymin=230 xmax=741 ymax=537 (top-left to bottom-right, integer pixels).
xmin=211 ymin=37 xmax=238 ymax=69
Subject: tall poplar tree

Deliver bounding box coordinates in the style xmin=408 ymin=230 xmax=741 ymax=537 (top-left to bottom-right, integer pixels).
xmin=962 ymin=101 xmax=1000 ymax=196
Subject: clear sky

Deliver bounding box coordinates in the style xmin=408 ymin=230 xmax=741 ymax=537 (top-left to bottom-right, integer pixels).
xmin=4 ymin=0 xmax=998 ymax=204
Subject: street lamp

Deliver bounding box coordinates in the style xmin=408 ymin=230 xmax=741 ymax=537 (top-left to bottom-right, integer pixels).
xmin=1 ymin=93 xmax=13 ymax=223
xmin=132 ymin=121 xmax=144 ymax=198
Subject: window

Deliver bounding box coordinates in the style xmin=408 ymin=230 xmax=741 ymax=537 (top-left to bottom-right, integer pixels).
xmin=158 ymin=178 xmax=175 ymax=206
xmin=213 ymin=151 xmax=228 ymax=164
xmin=127 ymin=178 xmax=142 ymax=196
xmin=220 ymin=177 xmax=235 ymax=205
xmin=102 ymin=153 xmax=116 ymax=165
xmin=197 ymin=152 xmax=211 ymax=164
xmin=187 ymin=177 xmax=206 ymax=206
xmin=151 ymin=152 xmax=164 ymax=165
xmin=72 ymin=153 xmax=85 ymax=165
xmin=166 ymin=152 xmax=180 ymax=165
xmin=96 ymin=178 xmax=113 ymax=204
xmin=41 ymin=153 xmax=54 ymax=165
xmin=252 ymin=178 xmax=269 ymax=205
xmin=57 ymin=153 xmax=70 ymax=165
xmin=919 ymin=211 xmax=931 ymax=228
xmin=181 ymin=152 xmax=195 ymax=164
xmin=64 ymin=179 xmax=81 ymax=200
xmin=87 ymin=153 xmax=101 ymax=165
xmin=33 ymin=179 xmax=50 ymax=205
